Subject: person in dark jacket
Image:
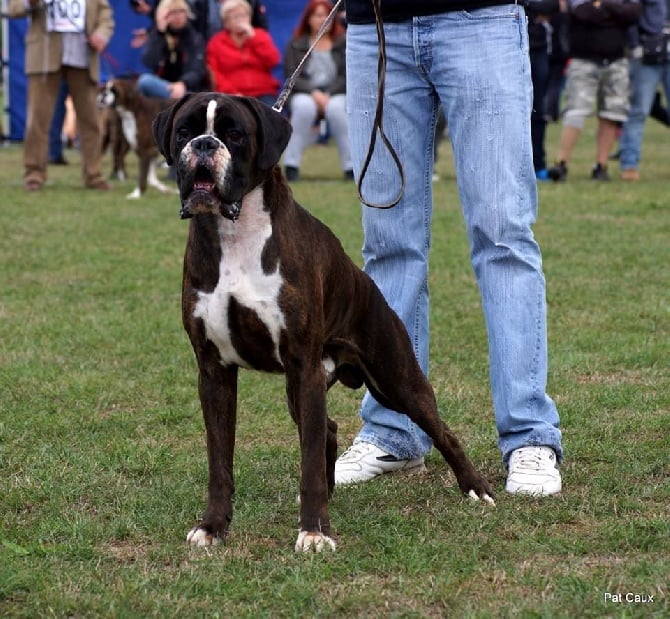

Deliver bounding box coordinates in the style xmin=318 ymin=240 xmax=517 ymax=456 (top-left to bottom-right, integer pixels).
xmin=527 ymin=0 xmax=561 ymax=180
xmin=545 ymin=0 xmax=571 ymax=122
xmin=282 ymin=0 xmax=352 ymax=181
xmin=334 ymin=0 xmax=564 ymax=496
xmin=548 ymin=0 xmax=642 ymax=181
xmin=619 ymin=0 xmax=670 ymax=180
xmin=137 ymin=0 xmax=207 ymax=99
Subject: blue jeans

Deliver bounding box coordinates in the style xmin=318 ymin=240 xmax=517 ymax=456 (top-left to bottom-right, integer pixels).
xmin=137 ymin=73 xmax=277 ymax=107
xmin=137 ymin=73 xmax=173 ymax=99
xmin=346 ymin=6 xmax=562 ymax=465
xmin=619 ymin=58 xmax=670 ymax=171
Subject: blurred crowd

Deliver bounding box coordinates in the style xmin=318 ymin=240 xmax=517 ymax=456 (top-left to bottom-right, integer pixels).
xmin=20 ymin=0 xmax=670 ymax=187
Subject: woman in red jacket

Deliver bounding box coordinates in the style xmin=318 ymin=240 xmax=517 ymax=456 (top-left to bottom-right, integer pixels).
xmin=206 ymin=0 xmax=280 ymax=106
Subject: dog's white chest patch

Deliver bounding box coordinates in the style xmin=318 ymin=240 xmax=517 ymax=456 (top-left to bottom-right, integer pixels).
xmin=117 ymin=106 xmax=137 ymax=150
xmin=193 ymin=188 xmax=285 ymax=368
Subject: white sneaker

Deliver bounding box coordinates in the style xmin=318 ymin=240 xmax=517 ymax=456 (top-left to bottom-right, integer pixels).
xmin=505 ymin=446 xmax=562 ymax=496
xmin=334 ymin=441 xmax=426 ymax=485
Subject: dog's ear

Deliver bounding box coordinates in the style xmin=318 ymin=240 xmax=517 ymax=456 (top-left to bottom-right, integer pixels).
xmin=238 ymin=97 xmax=292 ymax=171
xmin=152 ymin=94 xmax=194 ymax=165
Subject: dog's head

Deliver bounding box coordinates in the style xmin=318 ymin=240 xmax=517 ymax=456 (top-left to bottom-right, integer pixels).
xmin=97 ymin=80 xmax=117 ymax=109
xmin=152 ymin=93 xmax=292 ymax=221
xmin=97 ymin=78 xmax=137 ymax=110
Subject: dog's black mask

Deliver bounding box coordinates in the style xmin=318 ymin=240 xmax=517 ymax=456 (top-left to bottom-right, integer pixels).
xmin=152 ymin=94 xmax=292 ymax=220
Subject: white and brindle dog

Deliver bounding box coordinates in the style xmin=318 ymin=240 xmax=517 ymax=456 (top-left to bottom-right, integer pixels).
xmin=152 ymin=92 xmax=495 ymax=553
xmin=98 ymin=78 xmax=177 ymax=199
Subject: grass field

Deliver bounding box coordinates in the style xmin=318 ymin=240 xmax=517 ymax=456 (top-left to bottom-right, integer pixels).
xmin=1 ymin=114 xmax=668 ymax=618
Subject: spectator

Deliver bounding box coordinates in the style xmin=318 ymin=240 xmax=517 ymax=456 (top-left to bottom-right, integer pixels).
xmin=8 ymin=0 xmax=115 ymax=191
xmin=527 ymin=0 xmax=561 ymax=181
xmin=48 ymin=81 xmax=70 ymax=165
xmin=545 ymin=0 xmax=571 ymax=122
xmin=548 ymin=0 xmax=642 ymax=182
xmin=205 ymin=0 xmax=269 ymax=41
xmin=336 ymin=1 xmax=564 ymax=495
xmin=619 ymin=0 xmax=670 ymax=181
xmin=129 ymin=0 xmax=156 ymax=49
xmin=137 ymin=0 xmax=208 ymax=100
xmin=650 ymin=87 xmax=670 ymax=123
xmin=206 ymin=0 xmax=280 ymax=105
xmin=282 ymin=0 xmax=352 ymax=182
xmin=129 ymin=0 xmax=210 ymax=44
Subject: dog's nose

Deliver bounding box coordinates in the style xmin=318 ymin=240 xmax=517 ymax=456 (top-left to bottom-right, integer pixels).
xmin=192 ymin=136 xmax=219 ymax=156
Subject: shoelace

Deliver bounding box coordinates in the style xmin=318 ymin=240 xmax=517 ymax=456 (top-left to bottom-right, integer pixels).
xmin=513 ymin=448 xmax=553 ymax=470
xmin=338 ymin=443 xmax=371 ymax=462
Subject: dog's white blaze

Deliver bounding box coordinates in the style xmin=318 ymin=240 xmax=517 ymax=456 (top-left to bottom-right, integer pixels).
xmin=206 ymin=99 xmax=217 ymax=135
xmin=193 ymin=187 xmax=286 ymax=369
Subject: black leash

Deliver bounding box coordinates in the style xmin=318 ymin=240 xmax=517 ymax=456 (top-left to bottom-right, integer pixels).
xmin=355 ymin=0 xmax=405 ymax=209
xmin=272 ymin=0 xmax=405 ymax=209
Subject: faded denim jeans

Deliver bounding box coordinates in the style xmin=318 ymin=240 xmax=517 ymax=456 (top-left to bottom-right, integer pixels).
xmin=619 ymin=57 xmax=670 ymax=171
xmin=346 ymin=5 xmax=563 ymax=466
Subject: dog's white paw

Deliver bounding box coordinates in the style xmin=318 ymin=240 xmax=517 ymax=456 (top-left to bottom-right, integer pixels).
xmin=187 ymin=526 xmax=221 ymax=547
xmin=468 ymin=489 xmax=496 ymax=506
xmin=126 ymin=187 xmax=141 ymax=200
xmin=294 ymin=530 xmax=336 ymax=553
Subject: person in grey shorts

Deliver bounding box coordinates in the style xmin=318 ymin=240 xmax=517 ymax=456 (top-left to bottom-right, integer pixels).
xmin=548 ymin=0 xmax=641 ymax=182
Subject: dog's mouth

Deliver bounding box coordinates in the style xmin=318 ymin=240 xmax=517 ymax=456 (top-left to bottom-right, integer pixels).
xmin=180 ymin=166 xmax=241 ymax=221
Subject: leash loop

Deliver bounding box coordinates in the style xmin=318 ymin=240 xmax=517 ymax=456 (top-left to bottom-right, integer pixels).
xmin=273 ymin=0 xmax=405 ymax=210
xmin=355 ymin=0 xmax=405 ymax=209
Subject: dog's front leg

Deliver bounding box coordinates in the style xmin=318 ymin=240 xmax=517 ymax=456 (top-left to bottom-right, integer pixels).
xmin=286 ymin=367 xmax=336 ymax=553
xmin=137 ymin=152 xmax=151 ymax=196
xmin=187 ymin=362 xmax=238 ymax=547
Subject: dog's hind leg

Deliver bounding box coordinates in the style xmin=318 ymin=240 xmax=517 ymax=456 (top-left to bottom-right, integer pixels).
xmin=187 ymin=359 xmax=239 ymax=547
xmin=148 ymin=157 xmax=178 ymax=194
xmin=371 ymin=365 xmax=494 ymax=504
xmin=351 ymin=310 xmax=495 ymax=504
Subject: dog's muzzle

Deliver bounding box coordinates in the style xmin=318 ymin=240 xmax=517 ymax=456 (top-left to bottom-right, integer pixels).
xmin=178 ymin=136 xmax=240 ymax=221
xmin=179 ymin=199 xmax=241 ymax=221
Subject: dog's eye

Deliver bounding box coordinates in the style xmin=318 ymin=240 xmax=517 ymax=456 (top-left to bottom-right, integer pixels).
xmin=226 ymin=129 xmax=244 ymax=145
xmin=176 ymin=127 xmax=191 ymax=144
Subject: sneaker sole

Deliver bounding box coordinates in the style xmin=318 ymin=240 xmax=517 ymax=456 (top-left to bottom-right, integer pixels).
xmin=335 ymin=459 xmax=426 ymax=485
xmin=505 ymin=480 xmax=562 ymax=496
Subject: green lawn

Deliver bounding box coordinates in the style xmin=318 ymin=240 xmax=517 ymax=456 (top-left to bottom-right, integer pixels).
xmin=0 ymin=115 xmax=668 ymax=618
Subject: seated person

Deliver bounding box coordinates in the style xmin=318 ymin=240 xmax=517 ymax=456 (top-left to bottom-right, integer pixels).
xmin=205 ymin=0 xmax=269 ymax=41
xmin=137 ymin=0 xmax=207 ymax=99
xmin=282 ymin=0 xmax=352 ymax=181
xmin=205 ymin=0 xmax=280 ymax=106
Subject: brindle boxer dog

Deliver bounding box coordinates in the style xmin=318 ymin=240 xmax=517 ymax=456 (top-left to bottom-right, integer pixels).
xmin=152 ymin=92 xmax=495 ymax=553
xmin=98 ymin=78 xmax=176 ymax=199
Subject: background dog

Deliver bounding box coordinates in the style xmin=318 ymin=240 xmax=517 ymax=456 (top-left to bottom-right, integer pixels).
xmin=153 ymin=93 xmax=494 ymax=553
xmin=99 ymin=104 xmax=130 ymax=182
xmin=98 ymin=78 xmax=177 ymax=199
